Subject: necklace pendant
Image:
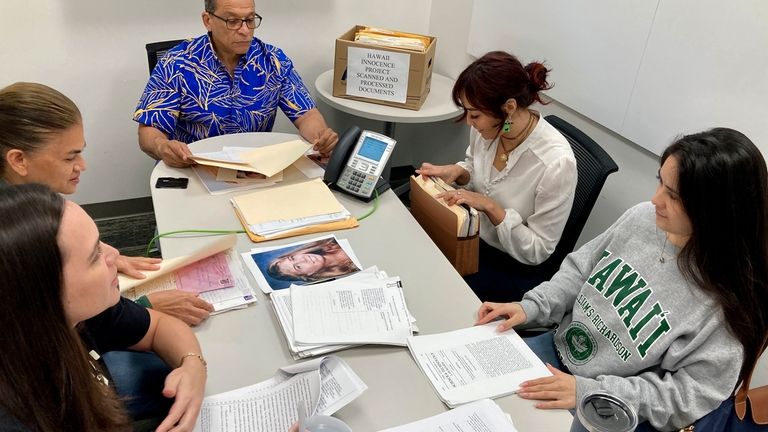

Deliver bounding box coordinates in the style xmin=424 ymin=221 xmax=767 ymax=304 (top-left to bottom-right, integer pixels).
xmin=499 ymin=153 xmax=508 ymax=162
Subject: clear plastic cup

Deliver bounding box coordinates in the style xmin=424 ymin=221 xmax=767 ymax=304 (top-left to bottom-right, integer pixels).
xmin=303 ymin=415 xmax=353 ymax=432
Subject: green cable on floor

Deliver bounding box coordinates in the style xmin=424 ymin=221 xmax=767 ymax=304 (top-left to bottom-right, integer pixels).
xmin=145 ymin=191 xmax=381 ymax=256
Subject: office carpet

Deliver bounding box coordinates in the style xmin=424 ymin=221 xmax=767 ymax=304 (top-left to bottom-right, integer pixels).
xmin=94 ymin=212 xmax=160 ymax=258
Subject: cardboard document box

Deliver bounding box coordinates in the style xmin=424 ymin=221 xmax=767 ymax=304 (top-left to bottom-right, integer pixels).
xmin=333 ymin=25 xmax=436 ymax=110
xmin=409 ymin=176 xmax=479 ymax=276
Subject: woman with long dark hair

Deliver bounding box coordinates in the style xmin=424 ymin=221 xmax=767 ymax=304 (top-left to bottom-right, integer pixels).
xmin=0 ymin=82 xmax=213 ymax=327
xmin=0 ymin=184 xmax=206 ymax=431
xmin=477 ymin=128 xmax=768 ymax=429
xmin=417 ymin=51 xmax=577 ymax=302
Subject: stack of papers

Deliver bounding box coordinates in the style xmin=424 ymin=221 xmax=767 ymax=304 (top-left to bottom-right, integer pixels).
xmin=193 ymin=164 xmax=282 ymax=195
xmin=194 ymin=356 xmax=366 ymax=432
xmin=191 ymin=140 xmax=311 ymax=177
xmin=378 ymin=399 xmax=518 ymax=432
xmin=231 ymin=178 xmax=358 ymax=241
xmin=238 ymin=234 xmax=416 ymax=358
xmin=292 ymin=154 xmax=327 ymax=180
xmin=354 ymin=27 xmax=431 ymax=52
xmin=120 ymin=236 xmax=258 ymax=313
xmin=413 ymin=175 xmax=479 ymax=238
xmin=273 ymin=268 xmax=416 ymax=359
xmin=407 ymin=323 xmax=551 ymax=408
xmin=190 ymin=140 xmax=310 ymax=195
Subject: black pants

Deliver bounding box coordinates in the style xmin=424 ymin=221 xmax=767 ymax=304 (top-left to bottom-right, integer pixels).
xmin=463 ymin=239 xmax=550 ymax=303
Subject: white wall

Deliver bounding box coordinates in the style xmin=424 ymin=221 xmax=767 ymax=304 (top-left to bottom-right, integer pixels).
xmin=426 ymin=0 xmax=660 ymax=244
xmin=0 ymin=0 xmax=660 ymax=241
xmin=429 ymin=0 xmax=768 ymax=386
xmin=0 ymin=0 xmax=670 ymax=239
xmin=0 ymin=0 xmax=434 ymax=204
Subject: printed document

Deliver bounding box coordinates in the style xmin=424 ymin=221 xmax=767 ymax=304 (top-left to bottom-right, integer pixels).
xmin=122 ymin=244 xmax=257 ymax=313
xmin=193 ymin=356 xmax=366 ymax=432
xmin=118 ymin=235 xmax=236 ymax=292
xmin=194 ymin=164 xmax=282 ymax=196
xmin=271 ymin=289 xmax=356 ymax=359
xmin=270 ymin=267 xmax=386 ymax=359
xmin=292 ymin=275 xmax=413 ymax=346
xmin=176 ymin=252 xmax=234 ymax=293
xmin=377 ymin=399 xmax=518 ymax=432
xmin=407 ymin=323 xmax=551 ymax=407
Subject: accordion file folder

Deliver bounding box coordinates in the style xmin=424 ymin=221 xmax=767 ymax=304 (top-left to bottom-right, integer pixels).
xmin=409 ymin=176 xmax=478 ymax=276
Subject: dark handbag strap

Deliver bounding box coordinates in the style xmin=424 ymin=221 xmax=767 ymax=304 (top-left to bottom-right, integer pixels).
xmin=735 ymin=333 xmax=768 ymax=421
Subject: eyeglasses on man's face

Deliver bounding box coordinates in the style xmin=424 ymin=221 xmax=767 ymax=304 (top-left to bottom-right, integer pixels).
xmin=208 ymin=11 xmax=262 ymax=30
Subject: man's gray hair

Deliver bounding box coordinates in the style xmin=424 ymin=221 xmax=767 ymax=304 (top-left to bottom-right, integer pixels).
xmin=204 ymin=0 xmax=216 ymax=12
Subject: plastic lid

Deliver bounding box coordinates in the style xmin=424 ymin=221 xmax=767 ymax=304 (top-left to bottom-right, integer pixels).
xmin=577 ymin=391 xmax=638 ymax=432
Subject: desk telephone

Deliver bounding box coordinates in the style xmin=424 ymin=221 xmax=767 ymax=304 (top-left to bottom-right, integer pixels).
xmin=324 ymin=126 xmax=396 ymax=201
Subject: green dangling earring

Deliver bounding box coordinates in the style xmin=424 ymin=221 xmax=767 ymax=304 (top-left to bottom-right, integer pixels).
xmin=502 ymin=119 xmax=512 ymax=133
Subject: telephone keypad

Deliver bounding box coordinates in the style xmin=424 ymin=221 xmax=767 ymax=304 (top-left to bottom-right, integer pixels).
xmin=339 ymin=169 xmax=378 ymax=195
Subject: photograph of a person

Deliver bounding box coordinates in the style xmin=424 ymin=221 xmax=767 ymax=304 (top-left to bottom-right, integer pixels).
xmin=249 ymin=236 xmax=361 ymax=291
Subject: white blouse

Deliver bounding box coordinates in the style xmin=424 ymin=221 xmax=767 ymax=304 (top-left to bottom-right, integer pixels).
xmin=456 ymin=114 xmax=577 ymax=265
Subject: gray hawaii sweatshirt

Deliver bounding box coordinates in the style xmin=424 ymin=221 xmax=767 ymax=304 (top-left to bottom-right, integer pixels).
xmin=519 ymin=202 xmax=742 ymax=431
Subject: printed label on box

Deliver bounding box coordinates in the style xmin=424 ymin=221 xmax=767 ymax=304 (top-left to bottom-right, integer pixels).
xmin=346 ymin=47 xmax=410 ymax=104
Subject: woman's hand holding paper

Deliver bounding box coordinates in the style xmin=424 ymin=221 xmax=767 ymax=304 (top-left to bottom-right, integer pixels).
xmin=416 ymin=162 xmax=467 ymax=185
xmin=116 ymin=254 xmax=162 ymax=279
xmin=437 ymin=189 xmax=506 ymax=225
xmin=475 ymin=302 xmax=527 ymax=332
xmin=148 ymin=291 xmax=214 ymax=326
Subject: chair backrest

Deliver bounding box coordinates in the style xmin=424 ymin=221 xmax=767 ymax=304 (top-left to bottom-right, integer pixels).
xmin=536 ymin=114 xmax=619 ymax=278
xmin=145 ymin=39 xmax=185 ymax=74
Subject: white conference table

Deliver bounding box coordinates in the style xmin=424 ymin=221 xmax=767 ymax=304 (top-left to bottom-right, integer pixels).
xmin=150 ymin=132 xmax=572 ymax=431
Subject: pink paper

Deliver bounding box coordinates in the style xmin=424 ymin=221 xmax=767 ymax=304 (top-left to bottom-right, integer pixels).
xmin=176 ymin=252 xmax=234 ymax=293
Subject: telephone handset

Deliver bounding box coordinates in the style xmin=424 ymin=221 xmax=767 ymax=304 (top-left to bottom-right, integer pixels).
xmin=324 ymin=126 xmax=396 ymax=201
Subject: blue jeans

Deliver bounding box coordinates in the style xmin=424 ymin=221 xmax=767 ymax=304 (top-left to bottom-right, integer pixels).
xmin=522 ymin=330 xmax=568 ymax=373
xmin=633 ymin=397 xmax=768 ymax=431
xmin=102 ymin=351 xmax=173 ymax=421
xmin=464 ymin=240 xmax=550 ymax=303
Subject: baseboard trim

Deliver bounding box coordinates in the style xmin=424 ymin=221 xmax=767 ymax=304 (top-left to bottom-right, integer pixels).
xmin=82 ymin=197 xmax=154 ymax=220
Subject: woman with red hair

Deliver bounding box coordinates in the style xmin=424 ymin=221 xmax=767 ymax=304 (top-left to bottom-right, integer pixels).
xmin=418 ymin=51 xmax=577 ymax=302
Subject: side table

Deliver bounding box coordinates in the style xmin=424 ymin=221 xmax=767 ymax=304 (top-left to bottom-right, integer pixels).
xmin=315 ymin=69 xmax=463 ymax=196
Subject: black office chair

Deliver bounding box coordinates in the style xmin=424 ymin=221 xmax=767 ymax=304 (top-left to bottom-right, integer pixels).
xmin=145 ymin=39 xmax=185 ymax=73
xmin=143 ymin=38 xmax=185 ymax=256
xmin=528 ymin=115 xmax=619 ymax=282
